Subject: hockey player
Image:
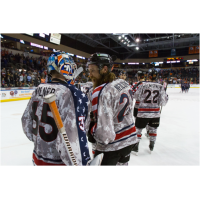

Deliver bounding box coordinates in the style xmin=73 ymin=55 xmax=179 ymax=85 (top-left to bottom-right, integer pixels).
xmin=163 ymin=80 xmax=167 ymax=92
xmin=181 ymin=80 xmax=185 ymax=93
xmin=87 ymin=53 xmax=137 ymax=165
xmin=21 ymin=52 xmax=91 ymax=166
xmin=132 ymin=70 xmax=146 ymax=121
xmin=119 ymin=70 xmax=127 ymax=81
xmin=132 ymin=68 xmax=168 ymax=154
xmin=131 ymin=70 xmax=150 ymax=138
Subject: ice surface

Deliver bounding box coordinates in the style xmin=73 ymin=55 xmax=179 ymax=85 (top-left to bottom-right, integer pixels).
xmin=0 ymin=88 xmax=199 ymax=166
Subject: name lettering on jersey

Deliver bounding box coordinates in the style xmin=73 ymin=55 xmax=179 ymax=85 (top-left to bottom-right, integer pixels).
xmin=114 ymin=82 xmax=130 ymax=92
xmin=143 ymin=84 xmax=162 ymax=90
xmin=35 ymin=86 xmax=55 ymax=97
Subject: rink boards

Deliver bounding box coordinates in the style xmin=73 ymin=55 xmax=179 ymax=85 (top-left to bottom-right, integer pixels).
xmin=0 ymin=84 xmax=199 ymax=102
xmin=167 ymin=84 xmax=199 ymax=88
xmin=0 ymin=87 xmax=35 ymax=102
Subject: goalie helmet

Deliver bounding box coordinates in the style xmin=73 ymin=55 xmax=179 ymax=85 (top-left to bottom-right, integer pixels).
xmin=87 ymin=53 xmax=117 ymax=72
xmin=47 ymin=51 xmax=77 ymax=84
xmin=148 ymin=68 xmax=158 ymax=80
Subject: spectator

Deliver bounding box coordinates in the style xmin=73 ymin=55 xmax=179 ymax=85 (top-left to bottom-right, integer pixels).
xmin=23 ymin=74 xmax=27 ymax=83
xmin=27 ymin=74 xmax=32 ymax=83
xmin=10 ymin=74 xmax=14 ymax=85
xmin=41 ymin=76 xmax=45 ymax=84
xmin=2 ymin=78 xmax=5 ymax=87
xmin=19 ymin=73 xmax=24 ymax=82
xmin=1 ymin=68 xmax=6 ymax=78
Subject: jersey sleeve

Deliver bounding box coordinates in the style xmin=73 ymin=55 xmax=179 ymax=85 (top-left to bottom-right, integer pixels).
xmin=93 ymin=91 xmax=115 ymax=145
xmin=158 ymin=86 xmax=169 ymax=106
xmin=21 ymin=92 xmax=35 ymax=142
xmin=133 ymin=83 xmax=143 ymax=100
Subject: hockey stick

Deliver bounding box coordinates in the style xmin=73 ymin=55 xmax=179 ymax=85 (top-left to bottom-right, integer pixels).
xmin=44 ymin=93 xmax=78 ymax=166
xmin=74 ymin=67 xmax=83 ymax=79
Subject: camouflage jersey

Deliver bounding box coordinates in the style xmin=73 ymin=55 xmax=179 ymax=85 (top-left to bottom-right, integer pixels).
xmin=21 ymin=79 xmax=91 ymax=166
xmin=133 ymin=81 xmax=168 ymax=118
xmin=91 ymin=79 xmax=137 ymax=152
xmin=131 ymin=81 xmax=143 ymax=109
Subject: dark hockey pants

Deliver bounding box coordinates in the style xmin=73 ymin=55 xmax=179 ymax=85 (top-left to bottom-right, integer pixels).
xmin=94 ymin=144 xmax=134 ymax=166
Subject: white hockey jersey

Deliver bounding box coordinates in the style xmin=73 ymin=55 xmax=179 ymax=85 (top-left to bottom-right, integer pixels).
xmin=133 ymin=81 xmax=168 ymax=118
xmin=90 ymin=79 xmax=137 ymax=152
xmin=21 ymin=80 xmax=91 ymax=166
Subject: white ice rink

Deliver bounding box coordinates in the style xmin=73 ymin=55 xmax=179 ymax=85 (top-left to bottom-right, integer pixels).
xmin=0 ymin=88 xmax=199 ymax=166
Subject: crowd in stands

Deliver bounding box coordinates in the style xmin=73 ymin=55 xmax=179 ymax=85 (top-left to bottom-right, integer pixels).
xmin=1 ymin=48 xmax=199 ymax=88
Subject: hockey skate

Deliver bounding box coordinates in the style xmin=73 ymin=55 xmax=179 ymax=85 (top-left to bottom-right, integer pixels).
xmin=132 ymin=142 xmax=139 ymax=156
xmin=149 ymin=141 xmax=155 ymax=154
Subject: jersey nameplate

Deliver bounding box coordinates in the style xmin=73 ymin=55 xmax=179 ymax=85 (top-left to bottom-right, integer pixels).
xmin=35 ymin=86 xmax=56 ymax=97
xmin=114 ymin=82 xmax=130 ymax=92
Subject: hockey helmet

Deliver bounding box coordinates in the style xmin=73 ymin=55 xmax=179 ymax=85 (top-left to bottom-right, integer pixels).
xmin=87 ymin=53 xmax=117 ymax=72
xmin=47 ymin=51 xmax=77 ymax=84
xmin=119 ymin=70 xmax=127 ymax=76
xmin=148 ymin=68 xmax=158 ymax=80
xmin=136 ymin=70 xmax=145 ymax=79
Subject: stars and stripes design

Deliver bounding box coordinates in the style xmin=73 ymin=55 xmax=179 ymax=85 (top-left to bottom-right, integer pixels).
xmin=91 ymin=83 xmax=107 ymax=135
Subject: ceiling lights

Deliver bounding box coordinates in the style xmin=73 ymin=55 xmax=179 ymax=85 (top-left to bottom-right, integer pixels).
xmin=136 ymin=47 xmax=139 ymax=50
xmin=136 ymin=38 xmax=140 ymax=42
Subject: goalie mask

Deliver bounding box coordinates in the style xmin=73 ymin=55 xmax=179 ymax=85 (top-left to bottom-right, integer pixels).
xmin=47 ymin=51 xmax=77 ymax=84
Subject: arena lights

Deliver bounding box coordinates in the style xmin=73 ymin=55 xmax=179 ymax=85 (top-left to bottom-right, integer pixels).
xmin=143 ymin=63 xmax=145 ymax=65
xmin=118 ymin=36 xmax=121 ymax=40
xmin=159 ymin=62 xmax=163 ymax=64
xmin=167 ymin=60 xmax=180 ymax=63
xmin=0 ymin=34 xmax=3 ymax=38
xmin=136 ymin=47 xmax=139 ymax=50
xmin=76 ymin=55 xmax=85 ymax=59
xmin=30 ymin=42 xmax=43 ymax=49
xmin=44 ymin=46 xmax=48 ymax=50
xmin=136 ymin=38 xmax=140 ymax=42
xmin=128 ymin=62 xmax=139 ymax=65
xmin=187 ymin=59 xmax=198 ymax=62
xmin=20 ymin=40 xmax=25 ymax=44
xmin=122 ymin=35 xmax=125 ymax=38
xmin=122 ymin=63 xmax=125 ymax=64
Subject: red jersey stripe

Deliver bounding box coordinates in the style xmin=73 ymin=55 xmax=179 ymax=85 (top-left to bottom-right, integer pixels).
xmin=115 ymin=126 xmax=136 ymax=140
xmin=93 ymin=86 xmax=103 ymax=94
xmin=92 ymin=96 xmax=98 ymax=106
xmin=149 ymin=133 xmax=157 ymax=136
xmin=33 ymin=153 xmax=65 ymax=166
